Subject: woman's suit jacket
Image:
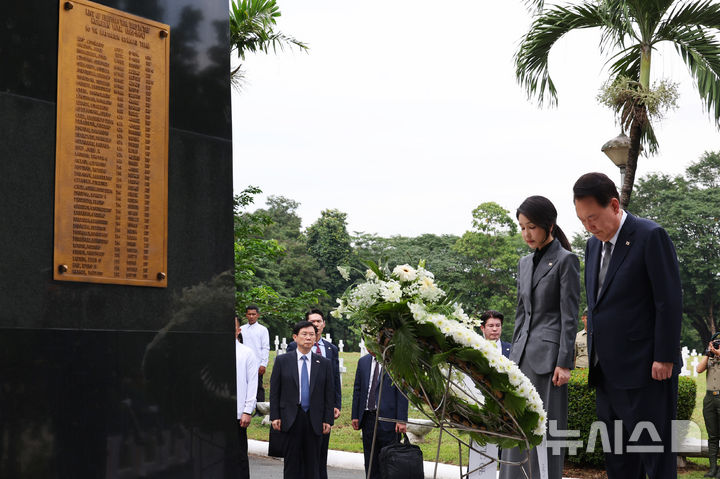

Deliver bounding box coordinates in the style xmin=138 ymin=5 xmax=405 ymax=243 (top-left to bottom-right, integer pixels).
xmin=509 ymin=238 xmax=580 ymax=375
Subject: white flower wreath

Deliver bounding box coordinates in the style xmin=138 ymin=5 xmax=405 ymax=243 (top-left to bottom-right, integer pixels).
xmin=333 ymin=261 xmax=546 ymax=448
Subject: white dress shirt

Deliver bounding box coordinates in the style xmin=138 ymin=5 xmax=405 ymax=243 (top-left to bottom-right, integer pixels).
xmin=602 ymin=209 xmax=628 ymax=259
xmin=236 ymin=341 xmax=259 ymax=418
xmin=296 ymin=349 xmax=312 ymax=403
xmin=241 ymin=321 xmax=270 ymax=367
xmin=314 ymin=340 xmax=327 ymax=358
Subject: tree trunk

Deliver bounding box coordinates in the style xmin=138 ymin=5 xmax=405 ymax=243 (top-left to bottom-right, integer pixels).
xmin=621 ymin=45 xmax=652 ymax=210
xmin=620 ymin=104 xmax=644 ymax=209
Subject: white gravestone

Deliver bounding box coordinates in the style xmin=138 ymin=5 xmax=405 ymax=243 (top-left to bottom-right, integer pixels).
xmin=359 ymin=339 xmax=368 ymax=357
xmin=680 ymin=346 xmax=690 ymax=376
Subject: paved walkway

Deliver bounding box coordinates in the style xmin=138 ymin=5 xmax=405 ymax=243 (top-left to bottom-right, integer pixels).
xmin=248 ymin=439 xmax=467 ymax=479
xmin=249 ymin=454 xmax=364 ymax=479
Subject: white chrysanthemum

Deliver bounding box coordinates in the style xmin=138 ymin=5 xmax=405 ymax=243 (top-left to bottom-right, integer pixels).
xmin=533 ymin=422 xmax=547 ymax=436
xmin=507 ymin=369 xmax=524 ymax=387
xmin=451 ymin=304 xmax=471 ymax=324
xmin=379 ymin=280 xmax=402 ymax=302
xmin=393 ymin=264 xmax=418 ymax=282
xmin=418 ymin=276 xmax=445 ymax=302
xmin=337 ymin=265 xmax=350 ymax=281
xmin=408 ymin=302 xmax=429 ymax=323
xmin=365 ymin=269 xmax=378 ymax=281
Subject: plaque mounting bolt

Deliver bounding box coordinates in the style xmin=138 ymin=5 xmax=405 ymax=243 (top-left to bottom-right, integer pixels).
xmin=64 ymin=2 xmax=73 ymax=10
xmin=58 ymin=264 xmax=69 ymax=274
xmin=159 ymin=30 xmax=168 ymax=38
xmin=157 ymin=272 xmax=166 ymax=281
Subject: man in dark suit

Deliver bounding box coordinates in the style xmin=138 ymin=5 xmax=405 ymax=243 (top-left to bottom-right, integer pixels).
xmin=270 ymin=320 xmax=335 ymax=479
xmin=351 ymin=352 xmax=408 ymax=479
xmin=286 ymin=309 xmax=342 ymax=479
xmin=479 ymin=310 xmax=511 ymax=358
xmin=574 ymin=172 xmax=682 ymax=479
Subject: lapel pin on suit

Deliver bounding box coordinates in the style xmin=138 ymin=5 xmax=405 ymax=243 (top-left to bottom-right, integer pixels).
xmin=626 ymin=241 xmax=631 ymax=246
xmin=315 ymin=360 xmax=320 ymax=364
xmin=548 ymin=262 xmax=553 ymax=266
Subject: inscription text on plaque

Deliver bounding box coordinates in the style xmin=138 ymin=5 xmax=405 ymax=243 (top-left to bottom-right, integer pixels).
xmin=54 ymin=0 xmax=169 ymax=287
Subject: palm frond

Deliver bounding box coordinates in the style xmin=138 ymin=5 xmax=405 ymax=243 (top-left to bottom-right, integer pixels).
xmin=598 ymin=0 xmax=640 ymax=48
xmin=668 ymin=27 xmax=720 ymax=124
xmin=623 ymin=0 xmax=675 ymax=40
xmin=657 ymin=0 xmax=720 ymax=38
xmin=641 ymin=120 xmax=659 ymax=154
xmin=514 ymin=3 xmax=608 ymax=106
xmin=606 ymin=45 xmax=643 ymax=78
xmin=230 ymin=0 xmax=308 ymax=60
xmin=522 ymin=0 xmax=544 ymax=13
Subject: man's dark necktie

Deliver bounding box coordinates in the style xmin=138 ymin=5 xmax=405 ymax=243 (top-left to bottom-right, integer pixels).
xmin=367 ymin=362 xmax=380 ymax=411
xmin=300 ymin=356 xmax=310 ymax=412
xmin=597 ymin=241 xmax=612 ymax=298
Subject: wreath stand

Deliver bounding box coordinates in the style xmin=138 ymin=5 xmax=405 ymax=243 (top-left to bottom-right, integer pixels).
xmin=366 ymin=345 xmax=543 ymax=479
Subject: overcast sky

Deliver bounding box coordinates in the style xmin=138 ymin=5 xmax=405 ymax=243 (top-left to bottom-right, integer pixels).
xmin=231 ymin=1 xmax=720 ymax=239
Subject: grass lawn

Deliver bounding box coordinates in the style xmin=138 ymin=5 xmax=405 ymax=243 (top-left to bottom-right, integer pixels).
xmin=245 ymin=351 xmax=713 ymax=475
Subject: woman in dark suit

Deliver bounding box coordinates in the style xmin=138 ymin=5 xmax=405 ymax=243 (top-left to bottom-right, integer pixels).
xmin=499 ymin=196 xmax=580 ymax=479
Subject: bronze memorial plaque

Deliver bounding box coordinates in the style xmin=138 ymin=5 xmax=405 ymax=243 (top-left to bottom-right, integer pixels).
xmin=54 ymin=0 xmax=169 ymax=287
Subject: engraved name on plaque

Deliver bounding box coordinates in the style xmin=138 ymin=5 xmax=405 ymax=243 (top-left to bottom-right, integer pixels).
xmin=54 ymin=0 xmax=169 ymax=287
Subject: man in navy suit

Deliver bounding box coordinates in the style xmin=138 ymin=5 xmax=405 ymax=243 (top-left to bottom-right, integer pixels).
xmin=574 ymin=172 xmax=682 ymax=479
xmin=286 ymin=309 xmax=341 ymax=479
xmin=479 ymin=310 xmax=511 ymax=358
xmin=270 ymin=320 xmax=335 ymax=479
xmin=351 ymin=352 xmax=409 ymax=479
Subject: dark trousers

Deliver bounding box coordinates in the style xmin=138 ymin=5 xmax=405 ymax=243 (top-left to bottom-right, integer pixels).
xmin=595 ymin=368 xmax=678 ymax=479
xmin=257 ymin=372 xmax=265 ymax=403
xmin=236 ymin=422 xmax=249 ymax=479
xmin=361 ymin=411 xmax=396 ymax=479
xmin=319 ymin=430 xmax=330 ymax=479
xmin=284 ymin=407 xmax=321 ymax=479
xmin=703 ymin=392 xmax=720 ymax=463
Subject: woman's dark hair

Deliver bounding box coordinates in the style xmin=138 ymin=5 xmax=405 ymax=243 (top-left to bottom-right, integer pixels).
xmin=573 ymin=172 xmax=619 ymax=207
xmin=516 ymin=195 xmax=571 ymax=251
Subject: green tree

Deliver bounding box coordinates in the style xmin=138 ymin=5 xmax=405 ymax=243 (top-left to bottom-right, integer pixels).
xmin=234 ymin=187 xmax=326 ymax=339
xmin=516 ymin=0 xmax=720 ymax=208
xmin=229 ymin=0 xmax=308 ymax=86
xmin=452 ymin=202 xmax=527 ymax=338
xmin=631 ymin=152 xmax=720 ymax=347
xmin=305 ymin=209 xmax=357 ymax=344
xmin=352 ymin=233 xmax=466 ymax=297
xmin=255 ymin=196 xmax=327 ymax=297
xmin=306 ymin=209 xmax=353 ymax=292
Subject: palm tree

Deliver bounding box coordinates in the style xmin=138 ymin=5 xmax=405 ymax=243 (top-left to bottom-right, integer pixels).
xmin=230 ymin=0 xmax=308 ymax=87
xmin=515 ymin=0 xmax=720 ymax=208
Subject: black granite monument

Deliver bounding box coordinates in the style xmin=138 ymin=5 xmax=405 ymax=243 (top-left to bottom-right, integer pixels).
xmin=0 ymin=0 xmax=236 ymax=477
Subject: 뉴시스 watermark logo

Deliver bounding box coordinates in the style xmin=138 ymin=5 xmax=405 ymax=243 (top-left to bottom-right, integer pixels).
xmin=544 ymin=419 xmax=701 ymax=455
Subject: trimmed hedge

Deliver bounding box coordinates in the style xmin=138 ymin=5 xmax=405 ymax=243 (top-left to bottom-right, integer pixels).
xmin=566 ymin=369 xmax=696 ymax=467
